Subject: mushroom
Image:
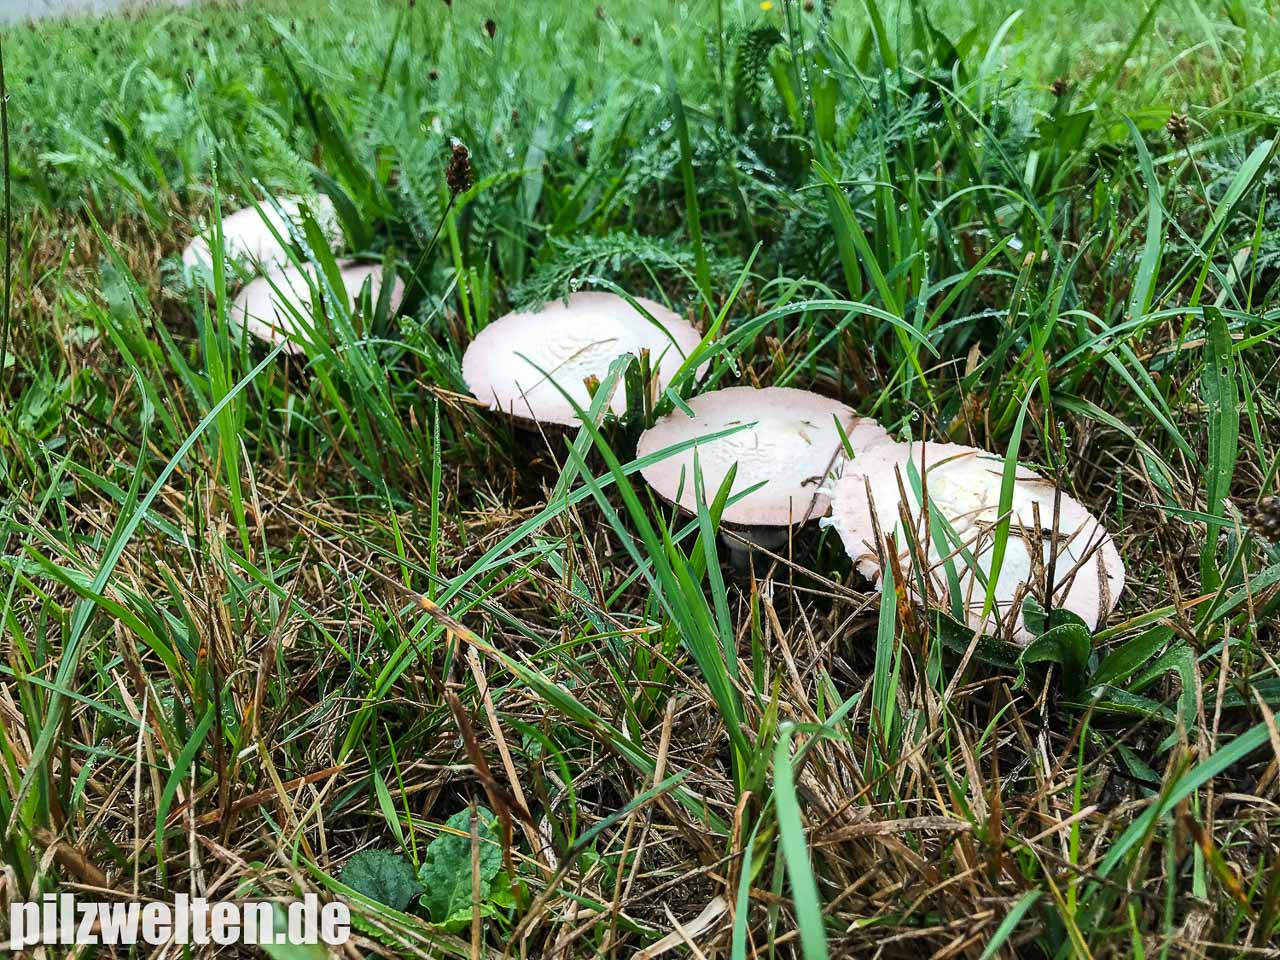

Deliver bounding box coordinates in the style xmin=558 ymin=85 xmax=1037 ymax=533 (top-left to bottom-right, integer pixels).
xmin=637 ymin=386 xmax=893 ymax=569
xmin=229 ymin=261 xmax=404 ymax=354
xmin=461 ymin=291 xmax=705 ymax=427
xmin=182 ymin=195 xmax=340 ymax=275
xmin=823 ymin=440 xmax=1125 ymax=644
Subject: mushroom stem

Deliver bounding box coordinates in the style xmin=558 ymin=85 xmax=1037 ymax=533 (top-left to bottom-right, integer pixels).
xmin=721 ymin=526 xmax=790 ymax=573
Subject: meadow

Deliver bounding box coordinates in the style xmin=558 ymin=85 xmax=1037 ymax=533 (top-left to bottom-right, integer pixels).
xmin=2 ymin=0 xmax=1280 ymax=955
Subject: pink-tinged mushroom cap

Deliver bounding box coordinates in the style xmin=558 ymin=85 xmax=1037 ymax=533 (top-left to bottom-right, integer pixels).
xmin=637 ymin=386 xmax=893 ymax=528
xmin=182 ymin=195 xmax=340 ymax=274
xmin=823 ymin=440 xmax=1125 ymax=644
xmin=229 ymin=260 xmax=404 ymax=355
xmin=461 ymin=292 xmax=705 ymax=426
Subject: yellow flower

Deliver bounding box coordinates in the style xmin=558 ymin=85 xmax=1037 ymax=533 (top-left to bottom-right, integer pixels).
xmin=760 ymin=1 xmax=773 ymax=9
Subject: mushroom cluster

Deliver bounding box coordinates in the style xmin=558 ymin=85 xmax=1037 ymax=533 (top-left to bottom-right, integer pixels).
xmin=183 ymin=194 xmax=401 ymax=353
xmin=455 ymin=289 xmax=1126 ymax=642
xmin=457 ymin=289 xmax=1126 ymax=645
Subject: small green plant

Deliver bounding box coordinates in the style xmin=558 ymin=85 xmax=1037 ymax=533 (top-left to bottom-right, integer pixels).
xmin=340 ymin=849 xmax=422 ymax=912
xmin=336 ymin=807 xmax=512 ymax=931
xmin=416 ymin=806 xmax=511 ymax=929
xmin=1016 ymin=596 xmax=1199 ymax=735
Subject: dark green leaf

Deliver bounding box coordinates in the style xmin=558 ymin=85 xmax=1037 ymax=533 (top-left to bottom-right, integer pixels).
xmin=340 ymin=850 xmax=422 ymax=911
xmin=418 ymin=806 xmax=502 ymax=926
xmin=1020 ymin=623 xmax=1093 ymax=697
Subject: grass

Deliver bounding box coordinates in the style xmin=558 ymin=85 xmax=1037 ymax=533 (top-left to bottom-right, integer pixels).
xmin=2 ymin=0 xmax=1280 ymax=955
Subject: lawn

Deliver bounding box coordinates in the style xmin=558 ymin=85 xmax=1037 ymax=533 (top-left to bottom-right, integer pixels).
xmin=2 ymin=0 xmax=1280 ymax=955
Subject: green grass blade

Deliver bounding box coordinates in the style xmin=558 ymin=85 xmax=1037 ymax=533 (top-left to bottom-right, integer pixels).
xmin=773 ymin=725 xmax=829 ymax=960
xmin=1200 ymin=306 xmax=1238 ymax=591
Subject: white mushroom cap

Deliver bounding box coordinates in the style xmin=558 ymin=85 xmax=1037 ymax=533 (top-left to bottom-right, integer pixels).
xmin=182 ymin=195 xmax=340 ymax=274
xmin=823 ymin=440 xmax=1125 ymax=644
xmin=229 ymin=260 xmax=404 ymax=354
xmin=637 ymin=386 xmax=893 ymax=528
xmin=461 ymin=292 xmax=705 ymax=426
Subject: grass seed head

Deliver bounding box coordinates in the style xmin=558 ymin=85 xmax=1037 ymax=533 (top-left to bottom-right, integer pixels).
xmin=1167 ymin=111 xmax=1191 ymax=145
xmin=446 ymin=141 xmax=475 ymax=196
